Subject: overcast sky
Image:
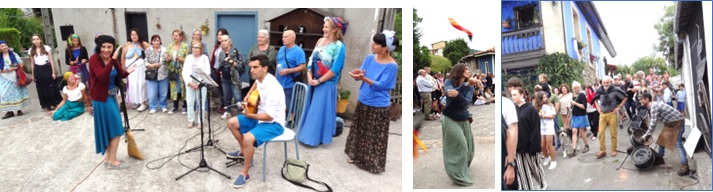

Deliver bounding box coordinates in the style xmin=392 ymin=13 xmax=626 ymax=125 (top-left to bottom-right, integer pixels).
xmin=589 ymin=1 xmax=673 ymax=66
xmin=414 ymin=1 xmax=500 ymax=51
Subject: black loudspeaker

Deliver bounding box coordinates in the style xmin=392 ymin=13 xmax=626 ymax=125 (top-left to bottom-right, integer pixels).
xmin=333 ymin=117 xmax=344 ymax=137
xmin=59 ymin=25 xmax=74 ymax=41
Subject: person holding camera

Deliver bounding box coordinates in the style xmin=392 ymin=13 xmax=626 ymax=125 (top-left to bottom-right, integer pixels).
xmin=218 ymin=35 xmax=246 ymax=119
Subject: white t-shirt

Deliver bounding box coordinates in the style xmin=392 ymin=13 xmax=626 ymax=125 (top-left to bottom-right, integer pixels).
xmin=502 ymin=98 xmax=518 ymax=125
xmin=540 ymin=104 xmax=556 ymax=135
xmin=256 ymin=73 xmax=286 ymax=127
xmin=33 ymin=45 xmax=52 ymax=65
xmin=63 ymin=83 xmax=86 ymax=102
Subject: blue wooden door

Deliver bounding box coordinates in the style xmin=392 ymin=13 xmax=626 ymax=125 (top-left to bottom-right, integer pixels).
xmin=216 ymin=12 xmax=257 ymax=85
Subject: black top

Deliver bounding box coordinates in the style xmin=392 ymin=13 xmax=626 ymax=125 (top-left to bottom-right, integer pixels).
xmin=572 ymin=92 xmax=588 ymax=116
xmin=540 ymin=82 xmax=551 ymax=97
xmin=515 ymin=102 xmax=541 ymax=155
xmin=65 ymin=46 xmax=89 ymax=66
xmin=442 ymin=79 xmax=473 ymax=121
xmin=625 ymin=81 xmax=636 ymax=101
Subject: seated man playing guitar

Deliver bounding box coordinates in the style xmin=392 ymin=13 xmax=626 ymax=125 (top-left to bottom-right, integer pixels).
xmin=226 ymin=54 xmax=286 ymax=188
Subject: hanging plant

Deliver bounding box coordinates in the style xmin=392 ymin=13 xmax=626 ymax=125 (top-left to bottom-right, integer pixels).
xmin=577 ymin=40 xmax=587 ymax=50
xmin=200 ymin=19 xmax=209 ymax=35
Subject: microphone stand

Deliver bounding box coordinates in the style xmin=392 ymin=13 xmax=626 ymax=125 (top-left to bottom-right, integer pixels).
xmin=176 ymin=75 xmax=230 ymax=180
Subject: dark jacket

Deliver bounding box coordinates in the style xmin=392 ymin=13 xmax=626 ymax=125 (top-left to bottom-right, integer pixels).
xmin=516 ymin=102 xmax=541 ymax=155
xmin=65 ymin=46 xmax=89 ymax=66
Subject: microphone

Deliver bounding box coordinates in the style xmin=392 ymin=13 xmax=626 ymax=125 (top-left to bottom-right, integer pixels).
xmin=224 ymin=102 xmax=244 ymax=109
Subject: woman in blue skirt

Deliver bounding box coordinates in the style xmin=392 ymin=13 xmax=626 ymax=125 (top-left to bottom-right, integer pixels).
xmin=89 ymin=35 xmax=135 ymax=169
xmin=297 ymin=16 xmax=348 ymax=146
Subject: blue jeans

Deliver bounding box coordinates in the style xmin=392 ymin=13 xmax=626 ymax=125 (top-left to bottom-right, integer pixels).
xmin=625 ymin=100 xmax=635 ymax=118
xmin=147 ymin=79 xmax=169 ymax=110
xmin=284 ymin=88 xmax=293 ymax=109
xmin=658 ymin=121 xmax=688 ymax=165
xmin=221 ymin=80 xmax=242 ymax=109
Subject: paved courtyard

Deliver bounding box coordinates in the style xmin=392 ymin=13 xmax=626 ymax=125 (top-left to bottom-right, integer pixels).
xmin=0 ymin=85 xmax=402 ymax=191
xmin=413 ymin=104 xmax=495 ymax=189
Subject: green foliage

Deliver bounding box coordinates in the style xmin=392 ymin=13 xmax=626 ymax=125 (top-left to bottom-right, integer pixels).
xmin=338 ymin=88 xmax=351 ymax=100
xmin=536 ymin=52 xmax=585 ymax=89
xmin=413 ymin=8 xmax=430 ymax=75
xmin=443 ymin=38 xmax=470 ymax=65
xmin=630 ymin=56 xmax=678 ymax=76
xmin=501 ymin=68 xmax=537 ymax=97
xmin=616 ymin=64 xmax=632 ymax=76
xmin=429 ymin=54 xmax=452 ymax=75
xmin=0 ymin=9 xmax=46 ymax=50
xmin=654 ymin=4 xmax=676 ymax=66
xmin=0 ymin=28 xmax=22 ymax=51
xmin=393 ymin=9 xmax=402 ymax=76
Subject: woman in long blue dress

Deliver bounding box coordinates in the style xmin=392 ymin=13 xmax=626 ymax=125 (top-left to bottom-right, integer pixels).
xmin=344 ymin=31 xmax=399 ymax=173
xmin=297 ymin=17 xmax=348 ymax=146
xmin=0 ymin=40 xmax=31 ymax=119
xmin=89 ymin=35 xmax=135 ymax=169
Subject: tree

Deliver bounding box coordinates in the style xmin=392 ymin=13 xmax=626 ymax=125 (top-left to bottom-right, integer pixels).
xmin=0 ymin=9 xmax=46 ymax=50
xmin=429 ymin=54 xmax=452 ymax=74
xmin=536 ymin=52 xmax=585 ymax=89
xmin=630 ymin=56 xmax=678 ymax=76
xmin=653 ymin=4 xmax=676 ymax=67
xmin=413 ymin=8 xmax=430 ymax=75
xmin=442 ymin=38 xmax=470 ymax=65
xmin=394 ymin=9 xmax=402 ymax=66
xmin=616 ymin=64 xmax=632 ymax=76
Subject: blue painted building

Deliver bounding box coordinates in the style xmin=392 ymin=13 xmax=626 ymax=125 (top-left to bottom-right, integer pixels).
xmin=460 ymin=47 xmax=495 ymax=75
xmin=501 ymin=1 xmax=617 ymax=79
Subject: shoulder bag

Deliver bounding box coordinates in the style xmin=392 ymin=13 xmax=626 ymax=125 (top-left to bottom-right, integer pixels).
xmin=145 ymin=50 xmax=160 ymax=80
xmin=282 ymin=158 xmax=332 ymax=192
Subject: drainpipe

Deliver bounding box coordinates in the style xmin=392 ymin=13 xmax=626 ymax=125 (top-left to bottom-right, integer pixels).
xmin=111 ymin=8 xmax=118 ymax=39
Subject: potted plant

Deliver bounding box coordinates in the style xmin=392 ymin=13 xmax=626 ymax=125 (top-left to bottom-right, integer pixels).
xmin=337 ymin=88 xmax=351 ymax=113
xmin=532 ymin=10 xmax=541 ymax=24
xmin=577 ymin=40 xmax=587 ymax=50
xmin=502 ymin=18 xmax=512 ymax=29
xmin=200 ymin=19 xmax=209 ymax=35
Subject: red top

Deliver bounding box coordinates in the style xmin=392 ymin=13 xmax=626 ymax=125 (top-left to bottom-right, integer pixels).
xmin=89 ymin=54 xmax=129 ymax=102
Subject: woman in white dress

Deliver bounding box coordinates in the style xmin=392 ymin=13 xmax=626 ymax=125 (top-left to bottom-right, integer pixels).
xmin=535 ymin=91 xmax=557 ymax=170
xmin=121 ymin=28 xmax=150 ymax=111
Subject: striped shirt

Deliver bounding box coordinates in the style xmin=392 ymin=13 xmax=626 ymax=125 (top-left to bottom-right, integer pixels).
xmin=646 ymin=102 xmax=685 ymax=136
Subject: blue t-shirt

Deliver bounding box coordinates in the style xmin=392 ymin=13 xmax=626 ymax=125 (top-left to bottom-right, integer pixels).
xmin=357 ymin=54 xmax=398 ymax=107
xmin=275 ymin=46 xmax=306 ymax=89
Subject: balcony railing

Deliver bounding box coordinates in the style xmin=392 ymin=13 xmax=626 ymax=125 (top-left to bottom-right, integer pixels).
xmin=502 ymin=26 xmax=545 ymax=55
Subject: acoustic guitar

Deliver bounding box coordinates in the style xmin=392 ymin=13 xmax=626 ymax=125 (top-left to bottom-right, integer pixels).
xmin=244 ymin=89 xmax=260 ymax=114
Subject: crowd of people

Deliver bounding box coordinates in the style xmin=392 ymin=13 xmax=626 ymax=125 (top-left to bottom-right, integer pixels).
xmin=414 ymin=67 xmax=495 ymax=121
xmin=501 ymin=68 xmax=690 ymax=190
xmin=0 ymin=16 xmax=400 ymax=189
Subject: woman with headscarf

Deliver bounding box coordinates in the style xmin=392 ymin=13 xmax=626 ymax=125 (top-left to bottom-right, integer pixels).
xmin=438 ymin=63 xmax=477 ymax=186
xmin=248 ymin=29 xmax=277 ymax=75
xmin=297 ymin=16 xmax=348 ymax=147
xmin=30 ymin=34 xmax=61 ymax=111
xmin=121 ymin=28 xmax=150 ymax=111
xmin=0 ymin=40 xmax=31 ymax=119
xmin=65 ymin=34 xmax=89 ymax=88
xmin=90 ymin=35 xmax=135 ymax=169
xmin=165 ymin=29 xmax=190 ymax=115
xmin=50 ymin=72 xmax=89 ymax=121
xmin=344 ymin=31 xmax=399 ymax=174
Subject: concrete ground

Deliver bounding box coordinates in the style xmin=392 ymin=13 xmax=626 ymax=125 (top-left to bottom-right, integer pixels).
xmin=413 ymin=104 xmax=495 ymax=189
xmin=541 ymin=115 xmax=712 ymax=190
xmin=0 ymin=85 xmax=402 ymax=191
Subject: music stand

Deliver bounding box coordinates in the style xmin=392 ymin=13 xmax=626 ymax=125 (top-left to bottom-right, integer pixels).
xmin=176 ymin=68 xmax=230 ymax=180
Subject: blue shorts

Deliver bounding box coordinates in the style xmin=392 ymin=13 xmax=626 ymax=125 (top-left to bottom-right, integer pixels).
xmin=677 ymin=102 xmax=685 ymax=111
xmin=571 ymin=115 xmax=590 ymax=129
xmin=237 ymin=115 xmax=284 ymax=147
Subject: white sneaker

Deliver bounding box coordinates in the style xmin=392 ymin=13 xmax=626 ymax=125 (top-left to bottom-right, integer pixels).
xmin=221 ymin=112 xmax=231 ymax=119
xmin=149 ymin=109 xmax=156 ymax=114
xmin=162 ymin=108 xmax=168 ymax=113
xmin=137 ymin=104 xmax=147 ymax=112
xmin=548 ymin=161 xmax=557 ymax=170
xmin=543 ymin=157 xmax=551 ymax=166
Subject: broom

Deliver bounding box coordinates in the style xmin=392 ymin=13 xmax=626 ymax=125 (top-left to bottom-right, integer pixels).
xmin=118 ymin=56 xmax=144 ymax=160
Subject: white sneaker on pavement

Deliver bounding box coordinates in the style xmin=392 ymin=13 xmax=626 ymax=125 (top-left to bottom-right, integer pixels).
xmin=543 ymin=157 xmax=551 ymax=166
xmin=221 ymin=112 xmax=231 ymax=119
xmin=137 ymin=104 xmax=147 ymax=112
xmin=548 ymin=161 xmax=557 ymax=170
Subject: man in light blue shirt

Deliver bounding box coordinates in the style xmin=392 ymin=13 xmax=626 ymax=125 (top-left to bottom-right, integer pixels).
xmin=662 ymin=82 xmax=672 ymax=106
xmin=275 ymin=30 xmax=306 ymax=108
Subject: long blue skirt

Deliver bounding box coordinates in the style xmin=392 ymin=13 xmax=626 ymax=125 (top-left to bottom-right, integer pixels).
xmin=297 ymin=83 xmax=337 ymax=146
xmin=93 ymin=97 xmax=125 ymax=155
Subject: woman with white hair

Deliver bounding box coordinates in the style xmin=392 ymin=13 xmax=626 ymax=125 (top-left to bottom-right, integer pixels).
xmin=248 ymin=29 xmax=277 ymax=75
xmin=569 ymin=81 xmax=590 ymax=156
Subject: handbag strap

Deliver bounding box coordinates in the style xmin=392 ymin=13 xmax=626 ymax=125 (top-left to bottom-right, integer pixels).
xmin=281 ymin=161 xmax=333 ymax=192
